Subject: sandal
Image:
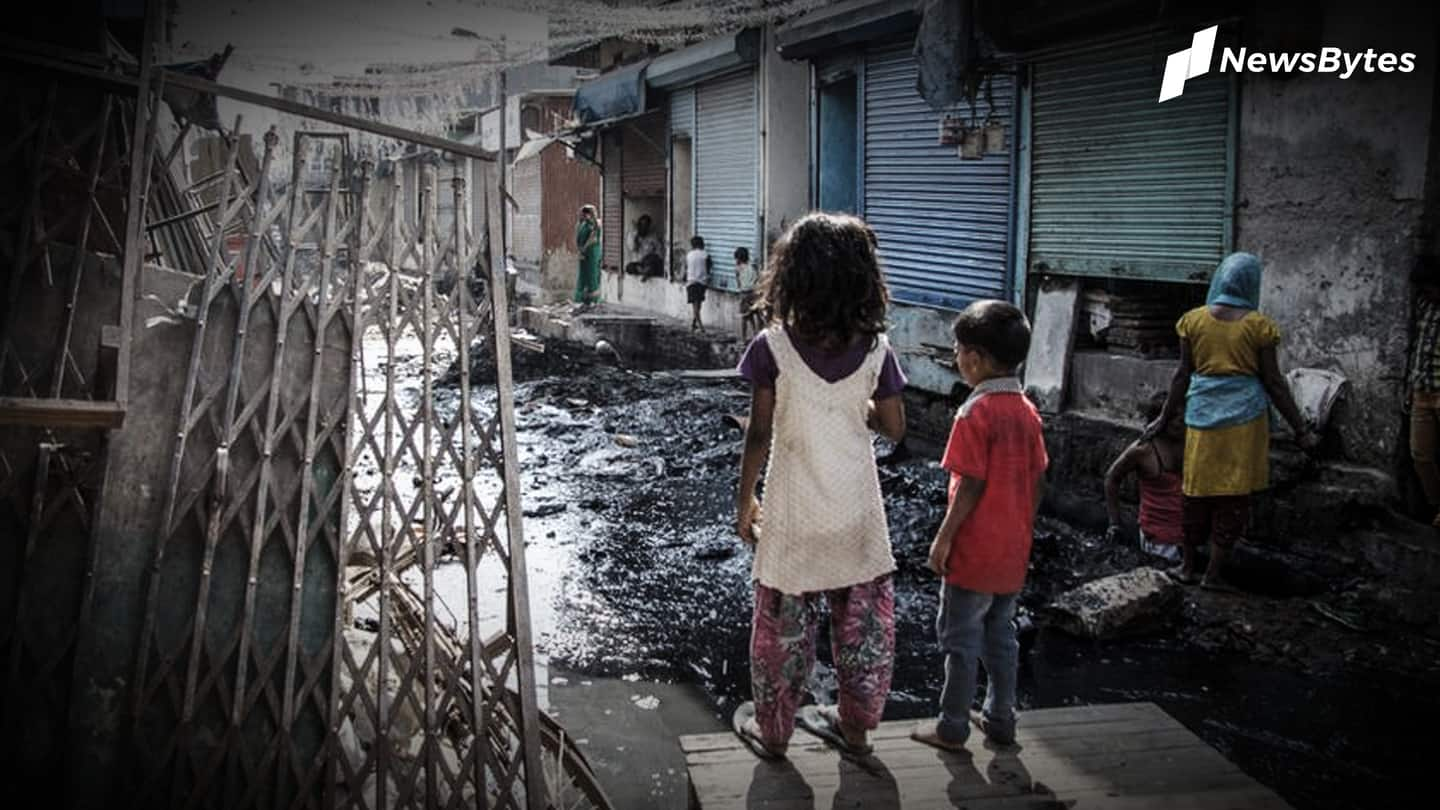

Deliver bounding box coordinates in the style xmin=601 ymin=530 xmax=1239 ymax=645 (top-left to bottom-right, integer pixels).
xmin=732 ymin=701 xmax=787 ymax=760
xmin=797 ymin=704 xmax=873 ymax=756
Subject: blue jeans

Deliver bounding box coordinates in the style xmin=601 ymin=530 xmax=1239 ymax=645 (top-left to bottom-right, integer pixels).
xmin=935 ymin=585 xmax=1019 ymax=743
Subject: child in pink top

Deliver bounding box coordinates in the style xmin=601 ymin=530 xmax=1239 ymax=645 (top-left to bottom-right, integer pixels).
xmin=1105 ymin=392 xmax=1185 ymax=562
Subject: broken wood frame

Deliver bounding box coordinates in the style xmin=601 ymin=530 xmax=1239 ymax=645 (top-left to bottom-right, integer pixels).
xmin=0 ymin=5 xmax=164 ymax=790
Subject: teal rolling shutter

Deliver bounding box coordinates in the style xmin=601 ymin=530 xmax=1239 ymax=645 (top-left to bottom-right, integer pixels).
xmin=1028 ymin=35 xmax=1233 ymax=283
xmin=695 ymin=70 xmax=758 ymax=290
xmin=864 ymin=41 xmax=1015 ymax=309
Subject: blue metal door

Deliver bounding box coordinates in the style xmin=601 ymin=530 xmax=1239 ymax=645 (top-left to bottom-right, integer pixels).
xmin=864 ymin=41 xmax=1015 ymax=309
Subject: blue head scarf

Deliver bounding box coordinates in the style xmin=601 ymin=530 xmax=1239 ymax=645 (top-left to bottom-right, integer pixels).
xmin=1206 ymin=252 xmax=1262 ymax=309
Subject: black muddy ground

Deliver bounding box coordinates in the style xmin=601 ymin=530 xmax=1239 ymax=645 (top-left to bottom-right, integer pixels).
xmin=442 ymin=344 xmax=1440 ymax=810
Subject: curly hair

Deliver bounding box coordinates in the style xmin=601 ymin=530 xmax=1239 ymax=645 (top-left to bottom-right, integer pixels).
xmin=754 ymin=212 xmax=890 ymax=348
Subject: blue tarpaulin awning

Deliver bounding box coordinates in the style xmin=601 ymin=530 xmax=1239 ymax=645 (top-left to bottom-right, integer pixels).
xmin=572 ymin=60 xmax=650 ymax=125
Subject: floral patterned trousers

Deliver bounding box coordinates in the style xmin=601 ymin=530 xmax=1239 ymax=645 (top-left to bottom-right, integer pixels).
xmin=750 ymin=574 xmax=895 ymax=746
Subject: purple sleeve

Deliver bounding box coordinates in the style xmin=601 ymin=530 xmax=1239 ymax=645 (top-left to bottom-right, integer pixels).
xmin=874 ymin=348 xmax=907 ymax=399
xmin=738 ymin=332 xmax=778 ymax=388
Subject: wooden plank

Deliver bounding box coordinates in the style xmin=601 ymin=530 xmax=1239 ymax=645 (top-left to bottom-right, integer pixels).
xmin=0 ymin=397 xmax=125 ymax=428
xmin=686 ymin=726 xmax=1201 ymax=767
xmin=681 ymin=702 xmax=1167 ymax=753
xmin=703 ymin=783 xmax=1290 ymax=810
xmin=685 ymin=703 xmax=1292 ymax=810
xmin=690 ymin=762 xmax=1256 ymax=809
xmin=687 ymin=741 xmax=1245 ymax=800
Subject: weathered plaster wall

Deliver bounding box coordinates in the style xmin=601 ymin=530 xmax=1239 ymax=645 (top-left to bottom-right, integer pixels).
xmin=887 ymin=303 xmax=965 ymax=397
xmin=1235 ymin=0 xmax=1437 ymax=475
xmin=762 ymin=24 xmax=813 ymax=262
xmin=599 ymin=270 xmax=748 ymax=334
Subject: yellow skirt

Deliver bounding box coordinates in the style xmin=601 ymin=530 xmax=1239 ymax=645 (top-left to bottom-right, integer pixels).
xmin=1182 ymin=414 xmax=1270 ymax=497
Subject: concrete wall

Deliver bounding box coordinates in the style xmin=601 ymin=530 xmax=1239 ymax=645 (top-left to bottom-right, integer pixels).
xmin=1234 ymin=0 xmax=1437 ymax=476
xmin=515 ymin=246 xmax=582 ymax=306
xmin=600 ymin=270 xmax=747 ymax=333
xmin=887 ymin=303 xmax=965 ymax=397
xmin=762 ymin=24 xmax=814 ymax=261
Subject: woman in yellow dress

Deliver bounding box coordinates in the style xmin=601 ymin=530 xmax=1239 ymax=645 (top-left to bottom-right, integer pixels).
xmin=1147 ymin=252 xmax=1319 ymax=590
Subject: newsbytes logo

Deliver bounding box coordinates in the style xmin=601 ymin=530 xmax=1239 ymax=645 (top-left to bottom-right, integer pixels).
xmin=1159 ymin=25 xmax=1418 ymax=102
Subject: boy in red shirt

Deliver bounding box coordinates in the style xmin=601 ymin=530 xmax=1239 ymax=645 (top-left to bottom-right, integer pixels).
xmin=913 ymin=300 xmax=1048 ymax=750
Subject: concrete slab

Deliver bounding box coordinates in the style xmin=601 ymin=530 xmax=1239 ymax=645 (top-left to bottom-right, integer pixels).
xmin=1024 ymin=278 xmax=1081 ymax=413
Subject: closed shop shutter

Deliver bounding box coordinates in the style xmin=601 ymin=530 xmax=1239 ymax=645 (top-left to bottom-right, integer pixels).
xmin=864 ymin=41 xmax=1014 ymax=309
xmin=695 ymin=69 xmax=758 ymax=290
xmin=1029 ymin=34 xmax=1231 ymax=282
xmin=601 ymin=128 xmax=623 ymax=270
xmin=670 ymin=87 xmax=695 ymax=137
xmin=622 ymin=112 xmax=668 ymax=197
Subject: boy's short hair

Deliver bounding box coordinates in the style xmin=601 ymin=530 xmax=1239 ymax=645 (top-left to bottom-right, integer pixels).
xmin=691 ymin=235 xmax=705 ymax=249
xmin=580 ymin=204 xmax=596 ymax=216
xmin=734 ymin=246 xmax=750 ymax=263
xmin=952 ymin=300 xmax=1031 ymax=371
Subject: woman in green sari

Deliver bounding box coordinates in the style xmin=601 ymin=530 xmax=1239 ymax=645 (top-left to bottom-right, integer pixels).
xmin=574 ymin=204 xmax=602 ymax=306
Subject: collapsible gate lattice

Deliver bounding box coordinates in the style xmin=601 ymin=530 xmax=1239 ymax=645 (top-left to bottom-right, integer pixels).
xmin=0 ymin=45 xmax=608 ymax=807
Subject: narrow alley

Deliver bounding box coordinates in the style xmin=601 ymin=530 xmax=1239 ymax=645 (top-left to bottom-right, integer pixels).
xmin=3 ymin=2 xmax=1439 ymax=810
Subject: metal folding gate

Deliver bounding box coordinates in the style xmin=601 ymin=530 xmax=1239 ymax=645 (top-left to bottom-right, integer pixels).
xmin=694 ymin=70 xmax=759 ymax=290
xmin=863 ymin=41 xmax=1015 ymax=309
xmin=0 ymin=43 xmax=609 ymax=810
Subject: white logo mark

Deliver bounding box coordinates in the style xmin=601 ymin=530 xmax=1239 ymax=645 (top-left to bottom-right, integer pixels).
xmin=1159 ymin=26 xmax=1218 ymax=102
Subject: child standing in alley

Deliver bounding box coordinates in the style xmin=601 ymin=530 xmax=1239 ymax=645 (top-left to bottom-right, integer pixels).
xmin=913 ymin=300 xmax=1047 ymax=752
xmin=1104 ymin=392 xmax=1185 ymax=563
xmin=736 ymin=246 xmax=764 ymax=340
xmin=685 ymin=235 xmax=710 ymax=331
xmin=732 ymin=212 xmax=908 ymax=760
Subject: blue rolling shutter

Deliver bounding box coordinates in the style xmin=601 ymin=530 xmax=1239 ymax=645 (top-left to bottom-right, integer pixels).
xmin=1028 ymin=35 xmax=1231 ymax=282
xmin=695 ymin=70 xmax=758 ymax=290
xmin=864 ymin=42 xmax=1014 ymax=309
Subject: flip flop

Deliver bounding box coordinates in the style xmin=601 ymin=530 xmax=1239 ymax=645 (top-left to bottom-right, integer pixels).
xmin=731 ymin=701 xmax=786 ymax=761
xmin=797 ymin=704 xmax=873 ymax=756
